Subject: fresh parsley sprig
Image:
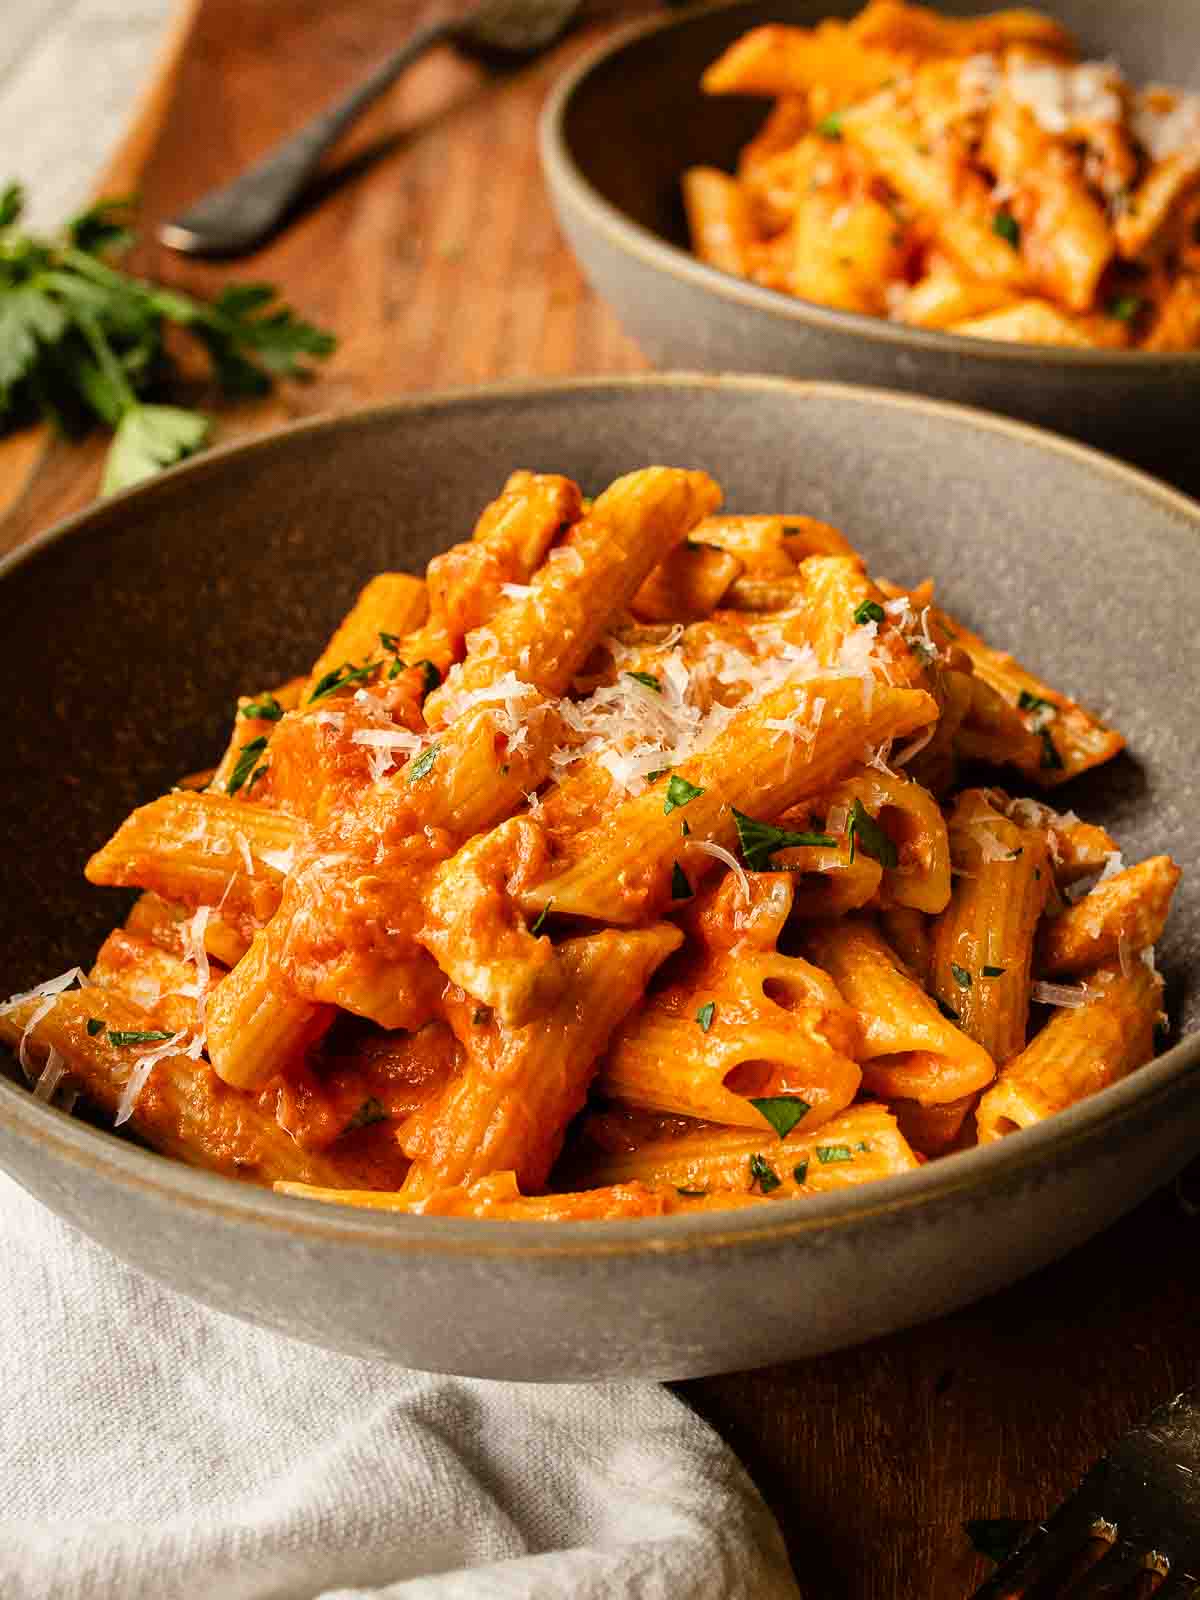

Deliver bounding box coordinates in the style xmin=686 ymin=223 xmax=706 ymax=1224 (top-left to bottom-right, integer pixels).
xmin=0 ymin=184 xmax=335 ymax=494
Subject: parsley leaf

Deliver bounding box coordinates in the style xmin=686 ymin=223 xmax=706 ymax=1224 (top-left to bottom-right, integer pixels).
xmin=852 ymin=598 xmax=885 ymax=626
xmin=663 ymin=775 xmax=704 ymax=815
xmin=101 ymin=404 xmax=212 ymax=495
xmin=106 ymin=1028 xmax=175 ymax=1048
xmin=625 ymin=670 xmax=662 ymax=693
xmin=407 ymin=745 xmax=438 ymax=784
xmin=308 ymin=660 xmax=376 ymax=703
xmin=415 ymin=659 xmax=441 ymax=693
xmin=0 ymin=185 xmax=334 ymax=491
xmin=227 ymin=736 xmax=269 ymax=796
xmin=1107 ymin=294 xmax=1143 ymax=323
xmin=993 ymin=211 xmax=1021 ymax=248
xmin=816 ymin=1144 xmax=853 ymax=1164
xmin=847 ymin=797 xmax=898 ymax=868
xmin=749 ymin=1153 xmax=782 ymax=1193
xmin=85 ymin=1017 xmax=106 ymax=1037
xmin=749 ymin=1096 xmax=810 ymax=1138
xmin=817 ymin=112 xmax=843 ymax=139
xmin=675 ymin=1186 xmax=708 ymax=1197
xmin=1038 ymin=728 xmax=1064 ymax=770
xmin=732 ymin=807 xmax=837 ymax=871
xmin=696 ymin=1000 xmax=716 ymax=1032
xmin=950 ymin=962 xmax=973 ymax=990
xmin=792 ymin=1161 xmax=808 ymax=1185
xmin=982 ymin=965 xmax=1006 ymax=977
xmin=347 ymin=1097 xmax=388 ymax=1130
xmin=670 ymin=861 xmax=692 ymax=900
xmin=241 ymin=694 xmax=283 ymax=722
xmin=530 ymin=900 xmax=553 ymax=936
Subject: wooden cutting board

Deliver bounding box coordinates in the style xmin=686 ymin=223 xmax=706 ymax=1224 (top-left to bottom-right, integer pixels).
xmin=4 ymin=7 xmax=1200 ymax=1599
xmin=0 ymin=0 xmax=647 ymax=552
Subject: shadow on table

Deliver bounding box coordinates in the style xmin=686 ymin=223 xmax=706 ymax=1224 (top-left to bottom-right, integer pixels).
xmin=680 ymin=1163 xmax=1200 ymax=1600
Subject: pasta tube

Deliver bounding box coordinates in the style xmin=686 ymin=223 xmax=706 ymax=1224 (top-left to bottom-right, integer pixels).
xmin=929 ymin=789 xmax=1051 ymax=1063
xmin=976 ymin=963 xmax=1162 ymax=1141
xmin=400 ymin=925 xmax=682 ymax=1197
xmin=1040 ymin=856 xmax=1180 ymax=977
xmin=804 ymin=917 xmax=996 ymax=1104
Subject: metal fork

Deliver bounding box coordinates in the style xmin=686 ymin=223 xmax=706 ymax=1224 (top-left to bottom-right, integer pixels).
xmin=971 ymin=1390 xmax=1200 ymax=1599
xmin=159 ymin=0 xmax=583 ymax=257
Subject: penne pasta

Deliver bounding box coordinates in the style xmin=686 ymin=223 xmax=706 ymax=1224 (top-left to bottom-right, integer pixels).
xmin=976 ymin=962 xmax=1162 ymax=1140
xmin=5 ymin=459 xmax=1174 ymax=1221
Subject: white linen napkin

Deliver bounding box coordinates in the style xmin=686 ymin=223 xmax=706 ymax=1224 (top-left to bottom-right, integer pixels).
xmin=0 ymin=1174 xmax=801 ymax=1600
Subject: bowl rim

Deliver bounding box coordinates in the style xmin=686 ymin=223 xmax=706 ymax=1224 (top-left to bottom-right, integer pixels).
xmin=539 ymin=0 xmax=1200 ymax=373
xmin=2 ymin=371 xmax=1199 ymax=1260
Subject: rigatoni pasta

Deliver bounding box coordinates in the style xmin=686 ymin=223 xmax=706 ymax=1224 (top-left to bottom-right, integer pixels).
xmin=0 ymin=460 xmax=1180 ymax=1219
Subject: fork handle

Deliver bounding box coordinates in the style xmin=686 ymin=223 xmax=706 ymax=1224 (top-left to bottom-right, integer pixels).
xmin=159 ymin=17 xmax=459 ymax=257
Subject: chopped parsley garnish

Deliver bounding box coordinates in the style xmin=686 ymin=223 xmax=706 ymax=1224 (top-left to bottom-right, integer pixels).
xmin=965 ymin=1518 xmax=1031 ymax=1566
xmin=1037 ymin=728 xmax=1064 ymax=771
xmin=227 ymin=736 xmax=269 ymax=796
xmin=406 ymin=745 xmax=438 ymax=783
xmin=696 ymin=1000 xmax=716 ymax=1033
xmin=378 ymin=631 xmax=402 ymax=653
xmin=308 ymin=660 xmax=376 ymax=703
xmin=817 ymin=112 xmax=843 ymax=139
xmin=950 ymin=962 xmax=973 ymax=990
xmin=415 ymin=659 xmax=441 ymax=693
xmin=85 ymin=1017 xmax=106 ymax=1037
xmin=749 ymin=1096 xmax=810 ymax=1138
xmin=936 ymin=996 xmax=960 ymax=1022
xmin=680 ymin=819 xmax=691 ymax=838
xmin=1017 ymin=689 xmax=1056 ymax=725
xmin=663 ymin=775 xmax=704 ymax=815
xmin=982 ymin=965 xmax=1006 ymax=978
xmin=530 ymin=899 xmax=553 ymax=936
xmin=646 ymin=768 xmax=669 ymax=783
xmin=855 ymin=1141 xmax=872 ymax=1152
xmin=106 ymin=1029 xmax=175 ymax=1048
xmin=749 ymin=1153 xmax=782 ymax=1193
xmin=847 ymin=797 xmax=898 ymax=869
xmin=792 ymin=1161 xmax=808 ymax=1185
xmin=1107 ymin=294 xmax=1143 ymax=322
xmin=347 ymin=1097 xmax=387 ymax=1130
xmin=992 ymin=211 xmax=1021 ymax=248
xmin=625 ymin=671 xmax=661 ymax=693
xmin=732 ymin=807 xmax=837 ymax=871
xmin=241 ymin=694 xmax=283 ymax=722
xmin=852 ymin=598 xmax=885 ymax=626
xmin=675 ymin=1186 xmax=708 ymax=1197
xmin=816 ymin=1144 xmax=853 ymax=1164
xmin=670 ymin=861 xmax=692 ymax=900
xmin=249 ymin=764 xmax=269 ymax=790
xmin=387 ymin=657 xmax=408 ymax=680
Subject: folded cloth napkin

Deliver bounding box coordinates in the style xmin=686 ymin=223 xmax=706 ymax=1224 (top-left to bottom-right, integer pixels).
xmin=0 ymin=1175 xmax=801 ymax=1600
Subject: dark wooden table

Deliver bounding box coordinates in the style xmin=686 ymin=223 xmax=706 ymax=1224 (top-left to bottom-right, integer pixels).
xmin=2 ymin=4 xmax=1196 ymax=1594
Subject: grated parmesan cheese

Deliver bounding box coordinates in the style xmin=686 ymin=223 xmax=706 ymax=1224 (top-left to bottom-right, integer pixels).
xmin=235 ymin=831 xmax=255 ymax=877
xmin=1132 ymin=89 xmax=1200 ymax=163
xmin=1 ymin=968 xmax=90 ymax=1084
xmin=693 ymin=840 xmax=750 ymax=903
xmin=1008 ymin=58 xmax=1124 ymax=135
xmin=894 ymin=725 xmax=935 ymax=768
xmin=33 ymin=1047 xmax=69 ymax=1104
xmin=1031 ymin=979 xmax=1089 ymax=1008
xmin=259 ymin=844 xmax=296 ymax=876
xmin=960 ymin=52 xmax=1000 ymax=112
xmin=115 ymin=1030 xmax=188 ymax=1127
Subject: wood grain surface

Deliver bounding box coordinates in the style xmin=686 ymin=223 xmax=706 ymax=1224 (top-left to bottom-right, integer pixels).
xmin=2 ymin=6 xmax=1198 ymax=1598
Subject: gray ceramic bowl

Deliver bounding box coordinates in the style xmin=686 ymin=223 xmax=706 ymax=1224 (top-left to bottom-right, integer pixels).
xmin=1 ymin=376 xmax=1197 ymax=1380
xmin=541 ymin=0 xmax=1200 ymax=482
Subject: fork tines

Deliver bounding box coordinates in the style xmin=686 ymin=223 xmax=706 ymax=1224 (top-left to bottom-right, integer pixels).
xmin=971 ymin=1391 xmax=1200 ymax=1599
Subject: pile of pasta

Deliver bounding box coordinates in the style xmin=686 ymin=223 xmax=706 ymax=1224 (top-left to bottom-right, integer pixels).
xmin=0 ymin=466 xmax=1181 ymax=1220
xmin=684 ymin=0 xmax=1200 ymax=348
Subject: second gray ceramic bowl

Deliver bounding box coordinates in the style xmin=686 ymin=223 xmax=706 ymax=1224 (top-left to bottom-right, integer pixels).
xmin=541 ymin=0 xmax=1200 ymax=481
xmin=1 ymin=376 xmax=1197 ymax=1379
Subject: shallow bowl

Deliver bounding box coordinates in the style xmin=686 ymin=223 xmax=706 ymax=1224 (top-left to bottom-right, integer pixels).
xmin=1 ymin=376 xmax=1197 ymax=1379
xmin=541 ymin=0 xmax=1200 ymax=482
